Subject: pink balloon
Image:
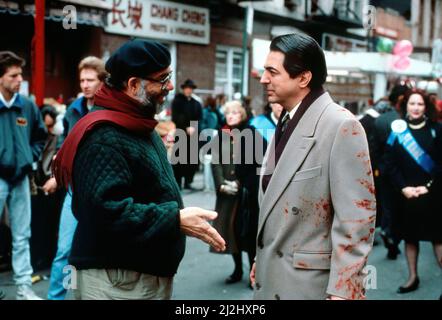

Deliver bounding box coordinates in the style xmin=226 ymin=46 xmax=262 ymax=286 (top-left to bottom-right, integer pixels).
xmin=393 ymin=40 xmax=413 ymax=57
xmin=393 ymin=55 xmax=411 ymax=70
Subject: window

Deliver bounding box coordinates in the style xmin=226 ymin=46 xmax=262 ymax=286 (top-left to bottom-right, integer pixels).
xmin=215 ymin=46 xmax=248 ymax=100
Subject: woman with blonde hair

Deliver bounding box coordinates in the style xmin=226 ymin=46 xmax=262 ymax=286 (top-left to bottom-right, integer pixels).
xmin=210 ymin=100 xmax=259 ymax=287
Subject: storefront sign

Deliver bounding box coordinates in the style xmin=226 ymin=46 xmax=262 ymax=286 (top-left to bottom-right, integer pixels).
xmin=375 ymin=26 xmax=398 ymax=39
xmin=105 ymin=0 xmax=210 ymax=44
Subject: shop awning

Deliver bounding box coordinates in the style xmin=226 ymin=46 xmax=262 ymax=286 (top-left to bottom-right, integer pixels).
xmin=0 ymin=0 xmax=111 ymax=27
xmin=252 ymin=38 xmax=434 ymax=78
xmin=56 ymin=0 xmax=111 ymax=11
xmin=324 ymin=51 xmax=434 ymax=77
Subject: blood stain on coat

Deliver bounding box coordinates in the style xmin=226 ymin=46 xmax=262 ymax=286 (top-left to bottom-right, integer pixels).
xmin=335 ymin=258 xmax=367 ymax=300
xmin=314 ymin=198 xmax=332 ymax=227
xmin=355 ymin=151 xmax=372 ymax=175
xmin=341 ymin=122 xmax=361 ymax=136
xmin=359 ymin=233 xmax=372 ymax=242
xmin=359 ymin=227 xmax=375 ymax=242
xmin=354 ymin=199 xmax=376 ymax=211
xmin=338 ymin=243 xmax=355 ymax=256
xmin=341 ymin=215 xmax=376 ymax=224
xmin=351 ymin=123 xmax=361 ymax=136
xmin=356 ymin=151 xmax=368 ymax=159
xmin=284 ymin=202 xmax=289 ymax=219
xmin=297 ymin=261 xmax=309 ymax=268
xmin=315 ymin=199 xmax=330 ymax=212
xmin=339 ymin=108 xmax=352 ymax=115
xmin=357 ymin=178 xmax=375 ymax=195
xmin=341 ymin=215 xmax=376 ymax=237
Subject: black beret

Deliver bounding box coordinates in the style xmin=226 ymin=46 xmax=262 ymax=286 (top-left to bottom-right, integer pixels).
xmin=105 ymin=39 xmax=171 ymax=81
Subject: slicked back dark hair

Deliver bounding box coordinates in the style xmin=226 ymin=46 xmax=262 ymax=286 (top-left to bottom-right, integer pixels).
xmin=0 ymin=51 xmax=25 ymax=77
xmin=270 ymin=33 xmax=327 ymax=88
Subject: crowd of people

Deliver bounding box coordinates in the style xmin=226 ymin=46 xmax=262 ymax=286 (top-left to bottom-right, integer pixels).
xmin=0 ymin=33 xmax=441 ymax=300
xmin=359 ymin=85 xmax=442 ymax=296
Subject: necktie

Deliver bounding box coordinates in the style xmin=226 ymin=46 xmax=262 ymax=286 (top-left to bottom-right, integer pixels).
xmin=281 ymin=113 xmax=290 ymax=133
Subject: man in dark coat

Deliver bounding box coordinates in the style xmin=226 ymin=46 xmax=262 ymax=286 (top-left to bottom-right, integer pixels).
xmin=358 ymin=100 xmax=392 ymax=235
xmin=171 ymin=79 xmax=203 ymax=189
xmin=371 ymin=84 xmax=409 ymax=259
xmin=52 ymin=39 xmax=225 ymax=300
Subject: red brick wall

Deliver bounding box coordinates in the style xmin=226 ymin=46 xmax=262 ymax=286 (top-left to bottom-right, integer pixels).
xmin=176 ymin=42 xmax=215 ymax=92
xmin=175 ymin=24 xmax=244 ymax=98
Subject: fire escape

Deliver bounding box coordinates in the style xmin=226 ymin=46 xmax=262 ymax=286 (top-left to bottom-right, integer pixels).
xmin=306 ymin=0 xmax=364 ymax=29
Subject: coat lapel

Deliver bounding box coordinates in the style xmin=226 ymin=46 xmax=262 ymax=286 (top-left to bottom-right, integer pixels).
xmin=258 ymin=134 xmax=276 ymax=206
xmin=258 ymin=92 xmax=334 ymax=234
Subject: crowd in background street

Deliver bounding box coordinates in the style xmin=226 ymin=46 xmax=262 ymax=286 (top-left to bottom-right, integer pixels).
xmin=1 ymin=41 xmax=441 ymax=300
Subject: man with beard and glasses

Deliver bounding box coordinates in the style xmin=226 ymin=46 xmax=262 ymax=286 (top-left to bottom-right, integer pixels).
xmin=52 ymin=39 xmax=226 ymax=300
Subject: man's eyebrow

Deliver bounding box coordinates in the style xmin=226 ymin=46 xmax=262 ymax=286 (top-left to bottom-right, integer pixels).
xmin=264 ymin=66 xmax=278 ymax=73
xmin=157 ymin=71 xmax=172 ymax=79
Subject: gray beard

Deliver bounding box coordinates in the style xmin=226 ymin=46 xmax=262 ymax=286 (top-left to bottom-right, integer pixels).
xmin=136 ymin=80 xmax=159 ymax=116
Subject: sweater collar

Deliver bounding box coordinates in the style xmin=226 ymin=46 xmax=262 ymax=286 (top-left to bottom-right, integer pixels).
xmin=0 ymin=92 xmax=22 ymax=109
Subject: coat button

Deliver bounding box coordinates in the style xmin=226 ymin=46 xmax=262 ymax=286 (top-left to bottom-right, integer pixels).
xmin=292 ymin=207 xmax=300 ymax=215
xmin=255 ymin=282 xmax=261 ymax=290
xmin=274 ymin=294 xmax=280 ymax=300
xmin=276 ymin=250 xmax=283 ymax=258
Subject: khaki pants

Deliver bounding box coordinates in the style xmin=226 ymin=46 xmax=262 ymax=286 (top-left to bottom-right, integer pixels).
xmin=74 ymin=268 xmax=173 ymax=300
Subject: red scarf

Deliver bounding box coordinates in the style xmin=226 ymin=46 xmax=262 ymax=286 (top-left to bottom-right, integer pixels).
xmin=52 ymin=85 xmax=158 ymax=189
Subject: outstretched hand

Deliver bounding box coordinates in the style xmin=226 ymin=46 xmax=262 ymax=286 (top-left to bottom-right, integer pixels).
xmin=179 ymin=207 xmax=226 ymax=252
xmin=249 ymin=262 xmax=256 ymax=288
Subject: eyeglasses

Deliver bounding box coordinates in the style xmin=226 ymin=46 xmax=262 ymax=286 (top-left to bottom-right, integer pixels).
xmin=145 ymin=72 xmax=173 ymax=90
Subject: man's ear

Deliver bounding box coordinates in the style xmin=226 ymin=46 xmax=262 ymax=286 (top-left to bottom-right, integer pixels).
xmin=299 ymin=71 xmax=312 ymax=89
xmin=127 ymin=77 xmax=140 ymax=95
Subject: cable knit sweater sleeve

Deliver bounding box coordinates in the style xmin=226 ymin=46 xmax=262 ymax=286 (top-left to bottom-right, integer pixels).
xmin=72 ymin=128 xmax=183 ymax=247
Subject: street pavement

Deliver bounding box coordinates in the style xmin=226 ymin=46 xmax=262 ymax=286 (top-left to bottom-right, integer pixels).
xmin=0 ymin=173 xmax=440 ymax=300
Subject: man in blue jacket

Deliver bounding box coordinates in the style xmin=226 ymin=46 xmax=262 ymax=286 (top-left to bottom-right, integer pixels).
xmin=0 ymin=51 xmax=46 ymax=300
